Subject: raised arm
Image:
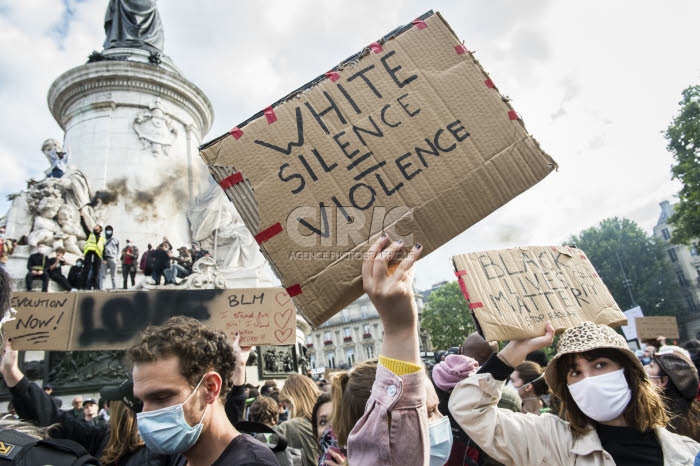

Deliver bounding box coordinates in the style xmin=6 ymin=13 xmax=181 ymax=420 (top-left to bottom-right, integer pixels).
xmin=347 ymin=235 xmax=428 ymax=465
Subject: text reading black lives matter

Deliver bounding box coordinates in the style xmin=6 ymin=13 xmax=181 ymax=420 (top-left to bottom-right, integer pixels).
xmin=254 ymin=49 xmax=471 ymax=238
xmin=476 ymin=250 xmax=605 ymax=325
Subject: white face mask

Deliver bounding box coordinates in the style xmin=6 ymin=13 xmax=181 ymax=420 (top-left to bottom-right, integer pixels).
xmin=428 ymin=416 xmax=453 ymax=466
xmin=567 ymin=369 xmax=631 ymax=422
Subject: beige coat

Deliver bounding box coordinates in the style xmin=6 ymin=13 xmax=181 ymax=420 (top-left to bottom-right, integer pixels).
xmin=449 ymin=373 xmax=700 ymax=465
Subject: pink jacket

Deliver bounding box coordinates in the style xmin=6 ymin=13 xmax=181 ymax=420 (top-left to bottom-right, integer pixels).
xmin=347 ymin=363 xmax=429 ymax=465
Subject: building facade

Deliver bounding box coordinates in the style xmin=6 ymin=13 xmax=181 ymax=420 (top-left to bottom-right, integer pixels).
xmin=305 ymin=289 xmax=424 ymax=372
xmin=653 ymin=200 xmax=700 ymax=339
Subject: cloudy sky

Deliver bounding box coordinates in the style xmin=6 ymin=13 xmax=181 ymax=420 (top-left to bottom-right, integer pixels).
xmin=1 ymin=0 xmax=699 ymax=290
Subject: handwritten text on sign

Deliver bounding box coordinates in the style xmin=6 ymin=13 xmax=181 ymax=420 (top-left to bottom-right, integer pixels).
xmin=453 ymin=246 xmax=626 ymax=341
xmin=6 ymin=288 xmax=297 ymax=351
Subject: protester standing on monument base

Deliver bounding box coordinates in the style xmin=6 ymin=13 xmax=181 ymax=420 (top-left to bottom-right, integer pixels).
xmin=25 ymin=246 xmax=50 ymax=292
xmin=83 ymin=224 xmax=105 ymax=290
xmin=101 ymin=225 xmax=120 ymax=289
xmin=121 ymin=239 xmax=139 ymax=289
xmin=46 ymin=247 xmax=75 ymax=291
xmin=128 ymin=316 xmax=278 ymax=465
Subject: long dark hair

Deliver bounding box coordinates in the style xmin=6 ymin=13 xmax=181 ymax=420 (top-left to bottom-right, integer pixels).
xmin=555 ymin=348 xmax=669 ymax=434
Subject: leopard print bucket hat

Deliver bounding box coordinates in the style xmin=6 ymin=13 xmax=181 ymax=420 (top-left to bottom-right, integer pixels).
xmin=544 ymin=321 xmax=644 ymax=393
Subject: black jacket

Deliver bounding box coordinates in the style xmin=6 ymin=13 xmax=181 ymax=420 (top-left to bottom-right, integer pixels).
xmin=10 ymin=376 xmax=176 ymax=466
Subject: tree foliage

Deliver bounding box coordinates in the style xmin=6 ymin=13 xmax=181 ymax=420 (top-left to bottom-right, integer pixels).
xmin=667 ymin=85 xmax=700 ymax=244
xmin=421 ymin=281 xmax=476 ymax=351
xmin=567 ymin=217 xmax=684 ymax=317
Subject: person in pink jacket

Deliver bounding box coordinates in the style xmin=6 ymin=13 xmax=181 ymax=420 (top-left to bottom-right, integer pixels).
xmin=342 ymin=234 xmax=450 ymax=466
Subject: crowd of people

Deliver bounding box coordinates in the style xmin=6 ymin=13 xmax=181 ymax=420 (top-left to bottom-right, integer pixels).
xmin=15 ymin=223 xmax=212 ymax=292
xmin=2 ymin=235 xmax=700 ymax=465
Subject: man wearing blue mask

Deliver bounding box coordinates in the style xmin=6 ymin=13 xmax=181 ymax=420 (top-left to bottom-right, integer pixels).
xmin=128 ymin=316 xmax=278 ymax=466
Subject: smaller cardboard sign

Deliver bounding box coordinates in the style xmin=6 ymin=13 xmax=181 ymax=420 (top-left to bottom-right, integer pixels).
xmin=5 ymin=288 xmax=297 ymax=351
xmin=620 ymin=306 xmax=644 ymax=341
xmin=452 ymin=246 xmax=627 ymax=341
xmin=635 ymin=316 xmax=679 ymax=340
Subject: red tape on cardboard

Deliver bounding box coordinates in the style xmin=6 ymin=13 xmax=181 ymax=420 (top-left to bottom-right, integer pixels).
xmin=219 ymin=172 xmax=244 ymax=190
xmin=255 ymin=222 xmax=283 ymax=245
xmin=508 ymin=110 xmax=519 ymax=120
xmin=229 ymin=127 xmax=244 ymax=140
xmin=286 ymin=284 xmax=302 ymax=297
xmin=325 ymin=71 xmax=341 ymax=82
xmin=455 ymin=44 xmax=468 ymax=55
xmin=412 ymin=19 xmax=427 ymax=30
xmin=369 ymin=42 xmax=383 ymax=54
xmin=264 ymin=106 xmax=277 ymax=124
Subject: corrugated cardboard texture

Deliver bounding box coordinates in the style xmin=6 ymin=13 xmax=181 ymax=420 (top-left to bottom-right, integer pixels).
xmin=6 ymin=288 xmax=296 ymax=350
xmin=201 ymin=12 xmax=557 ymax=327
xmin=635 ymin=316 xmax=679 ymax=340
xmin=452 ymin=246 xmax=627 ymax=341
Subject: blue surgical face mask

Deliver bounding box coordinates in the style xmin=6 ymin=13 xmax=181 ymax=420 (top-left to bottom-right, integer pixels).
xmin=136 ymin=375 xmax=208 ymax=455
xmin=640 ymin=357 xmax=651 ymax=366
xmin=428 ymin=415 xmax=453 ymax=466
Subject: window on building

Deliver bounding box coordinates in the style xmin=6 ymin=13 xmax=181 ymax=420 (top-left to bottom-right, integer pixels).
xmin=324 ymin=331 xmax=332 ymax=342
xmin=346 ymin=348 xmax=355 ymax=366
xmin=344 ymin=327 xmax=352 ymax=337
xmin=363 ymin=324 xmax=371 ymax=334
xmin=365 ymin=345 xmax=374 ymax=359
xmin=310 ymin=355 xmax=316 ymax=369
xmin=677 ymin=271 xmax=689 ymax=287
xmin=668 ymin=249 xmax=678 ymax=262
xmin=306 ymin=335 xmax=313 ymax=345
xmin=662 ymin=228 xmax=671 ymax=240
xmin=326 ymin=352 xmax=335 ymax=369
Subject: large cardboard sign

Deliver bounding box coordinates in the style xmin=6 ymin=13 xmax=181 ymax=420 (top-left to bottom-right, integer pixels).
xmin=620 ymin=306 xmax=644 ymax=341
xmin=635 ymin=316 xmax=679 ymax=340
xmin=5 ymin=288 xmax=297 ymax=351
xmin=200 ymin=11 xmax=557 ymax=327
xmin=452 ymin=246 xmax=627 ymax=341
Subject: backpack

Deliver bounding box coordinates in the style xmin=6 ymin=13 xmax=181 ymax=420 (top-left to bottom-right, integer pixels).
xmin=236 ymin=421 xmax=303 ymax=466
xmin=0 ymin=429 xmax=100 ymax=466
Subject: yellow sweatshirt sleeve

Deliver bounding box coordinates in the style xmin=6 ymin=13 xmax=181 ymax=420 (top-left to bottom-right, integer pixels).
xmin=379 ymin=355 xmax=423 ymax=376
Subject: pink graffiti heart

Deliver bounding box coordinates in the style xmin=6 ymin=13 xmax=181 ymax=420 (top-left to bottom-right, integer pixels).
xmin=275 ymin=328 xmax=293 ymax=343
xmin=275 ymin=308 xmax=293 ymax=329
xmin=275 ymin=291 xmax=291 ymax=306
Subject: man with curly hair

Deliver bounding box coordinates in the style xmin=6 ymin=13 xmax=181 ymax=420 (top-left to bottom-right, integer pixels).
xmin=127 ymin=316 xmax=278 ymax=466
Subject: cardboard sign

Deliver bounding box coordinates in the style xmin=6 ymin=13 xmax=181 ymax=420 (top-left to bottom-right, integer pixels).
xmin=635 ymin=316 xmax=679 ymax=340
xmin=5 ymin=288 xmax=297 ymax=351
xmin=452 ymin=246 xmax=627 ymax=341
xmin=200 ymin=11 xmax=557 ymax=327
xmin=620 ymin=306 xmax=644 ymax=341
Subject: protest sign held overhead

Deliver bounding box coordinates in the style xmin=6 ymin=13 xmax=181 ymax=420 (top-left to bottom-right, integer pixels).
xmin=635 ymin=316 xmax=679 ymax=340
xmin=452 ymin=246 xmax=627 ymax=341
xmin=200 ymin=11 xmax=557 ymax=327
xmin=620 ymin=306 xmax=644 ymax=341
xmin=6 ymin=288 xmax=296 ymax=351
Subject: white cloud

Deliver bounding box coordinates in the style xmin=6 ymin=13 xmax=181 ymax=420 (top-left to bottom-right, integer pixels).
xmin=2 ymin=0 xmax=700 ymax=292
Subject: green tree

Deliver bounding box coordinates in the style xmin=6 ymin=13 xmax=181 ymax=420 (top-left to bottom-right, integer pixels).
xmin=421 ymin=281 xmax=476 ymax=350
xmin=567 ymin=217 xmax=684 ymax=317
xmin=667 ymin=84 xmax=700 ymax=244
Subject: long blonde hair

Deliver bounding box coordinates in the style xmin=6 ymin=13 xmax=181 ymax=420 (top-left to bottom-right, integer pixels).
xmin=100 ymin=401 xmax=144 ymax=465
xmin=280 ymin=374 xmax=320 ymax=420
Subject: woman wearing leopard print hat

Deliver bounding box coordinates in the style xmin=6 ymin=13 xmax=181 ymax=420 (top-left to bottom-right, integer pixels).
xmin=448 ymin=321 xmax=700 ymax=465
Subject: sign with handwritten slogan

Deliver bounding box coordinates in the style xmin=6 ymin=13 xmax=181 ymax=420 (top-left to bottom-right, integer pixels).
xmin=5 ymin=288 xmax=296 ymax=351
xmin=452 ymin=246 xmax=627 ymax=341
xmin=635 ymin=316 xmax=679 ymax=340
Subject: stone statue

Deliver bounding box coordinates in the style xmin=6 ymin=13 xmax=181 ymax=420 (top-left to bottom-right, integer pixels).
xmin=188 ymin=181 xmax=265 ymax=269
xmin=103 ymin=0 xmax=164 ymax=52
